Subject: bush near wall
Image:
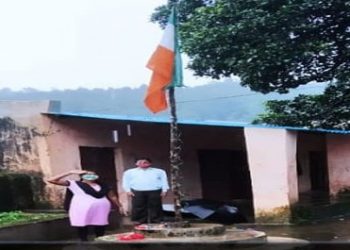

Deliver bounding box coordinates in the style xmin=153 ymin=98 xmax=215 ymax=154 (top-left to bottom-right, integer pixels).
xmin=0 ymin=175 xmax=14 ymax=211
xmin=0 ymin=172 xmax=35 ymax=212
xmin=29 ymin=171 xmax=51 ymax=209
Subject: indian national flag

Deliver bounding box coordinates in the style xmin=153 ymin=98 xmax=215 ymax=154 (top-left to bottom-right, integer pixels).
xmin=145 ymin=7 xmax=183 ymax=113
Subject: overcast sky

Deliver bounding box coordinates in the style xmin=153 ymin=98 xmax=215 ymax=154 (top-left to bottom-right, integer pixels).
xmin=0 ymin=0 xmax=213 ymax=91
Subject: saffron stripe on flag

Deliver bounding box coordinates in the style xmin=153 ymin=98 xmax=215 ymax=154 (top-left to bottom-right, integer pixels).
xmin=144 ymin=7 xmax=182 ymax=113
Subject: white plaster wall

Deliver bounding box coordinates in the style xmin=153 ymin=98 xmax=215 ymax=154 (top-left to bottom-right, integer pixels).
xmin=244 ymin=128 xmax=298 ymax=212
xmin=286 ymin=131 xmax=298 ymax=204
xmin=326 ymin=134 xmax=350 ymax=195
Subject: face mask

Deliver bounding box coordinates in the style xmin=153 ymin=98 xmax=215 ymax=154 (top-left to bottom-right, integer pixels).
xmin=140 ymin=164 xmax=150 ymax=168
xmin=81 ymin=174 xmax=99 ymax=181
xmin=137 ymin=160 xmax=151 ymax=168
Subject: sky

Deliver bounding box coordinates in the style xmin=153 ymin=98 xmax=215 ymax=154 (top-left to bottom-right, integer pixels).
xmin=0 ymin=0 xmax=213 ymax=91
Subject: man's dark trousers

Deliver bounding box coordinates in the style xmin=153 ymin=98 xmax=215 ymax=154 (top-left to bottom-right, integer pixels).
xmin=131 ymin=189 xmax=163 ymax=224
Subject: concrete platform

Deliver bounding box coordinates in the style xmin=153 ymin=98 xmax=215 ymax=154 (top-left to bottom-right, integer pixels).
xmin=97 ymin=227 xmax=267 ymax=244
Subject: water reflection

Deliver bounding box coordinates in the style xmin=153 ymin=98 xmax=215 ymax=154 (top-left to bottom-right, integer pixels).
xmin=2 ymin=217 xmax=350 ymax=249
xmin=245 ymin=217 xmax=350 ymax=242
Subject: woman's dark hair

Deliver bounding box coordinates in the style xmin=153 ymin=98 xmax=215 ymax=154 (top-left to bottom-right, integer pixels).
xmin=135 ymin=157 xmax=152 ymax=163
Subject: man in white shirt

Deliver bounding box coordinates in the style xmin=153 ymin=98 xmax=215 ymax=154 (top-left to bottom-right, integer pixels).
xmin=122 ymin=157 xmax=169 ymax=224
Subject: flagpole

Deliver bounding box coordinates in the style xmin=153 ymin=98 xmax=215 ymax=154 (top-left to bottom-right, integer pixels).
xmin=167 ymin=0 xmax=183 ymax=224
xmin=168 ymin=86 xmax=183 ymax=223
xmin=145 ymin=0 xmax=184 ymax=224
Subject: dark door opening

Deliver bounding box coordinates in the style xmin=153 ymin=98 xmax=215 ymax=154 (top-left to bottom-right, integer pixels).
xmin=198 ymin=150 xmax=252 ymax=201
xmin=309 ymin=151 xmax=329 ymax=193
xmin=79 ymin=146 xmax=117 ymax=191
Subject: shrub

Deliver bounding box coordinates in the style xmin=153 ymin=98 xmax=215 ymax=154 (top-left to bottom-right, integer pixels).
xmin=8 ymin=173 xmax=34 ymax=209
xmin=0 ymin=174 xmax=14 ymax=211
xmin=0 ymin=171 xmax=37 ymax=212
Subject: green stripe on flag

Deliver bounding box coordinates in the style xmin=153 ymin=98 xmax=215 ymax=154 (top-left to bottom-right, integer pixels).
xmin=168 ymin=6 xmax=184 ymax=88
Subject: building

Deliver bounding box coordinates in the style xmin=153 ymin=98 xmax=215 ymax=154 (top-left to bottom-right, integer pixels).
xmin=1 ymin=100 xmax=350 ymax=223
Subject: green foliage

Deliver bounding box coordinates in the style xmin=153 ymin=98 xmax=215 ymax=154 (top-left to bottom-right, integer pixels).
xmin=0 ymin=211 xmax=27 ymax=225
xmin=0 ymin=172 xmax=35 ymax=212
xmin=29 ymin=171 xmax=51 ymax=209
xmin=254 ymin=81 xmax=350 ymax=129
xmin=151 ymin=0 xmax=212 ymax=28
xmin=151 ymin=0 xmax=350 ymax=129
xmin=9 ymin=173 xmax=35 ymax=209
xmin=0 ymin=175 xmax=14 ymax=211
xmin=0 ymin=211 xmax=65 ymax=228
xmin=152 ymin=0 xmax=350 ymax=94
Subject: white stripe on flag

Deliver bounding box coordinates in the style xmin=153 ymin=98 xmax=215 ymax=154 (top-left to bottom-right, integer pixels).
xmin=160 ymin=23 xmax=174 ymax=51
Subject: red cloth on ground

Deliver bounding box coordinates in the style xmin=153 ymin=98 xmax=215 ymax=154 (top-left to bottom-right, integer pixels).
xmin=117 ymin=232 xmax=145 ymax=241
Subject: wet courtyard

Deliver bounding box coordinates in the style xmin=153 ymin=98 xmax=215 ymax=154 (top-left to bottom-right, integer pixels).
xmin=3 ymin=216 xmax=350 ymax=250
xmin=245 ymin=216 xmax=350 ymax=242
xmin=3 ymin=210 xmax=350 ymax=250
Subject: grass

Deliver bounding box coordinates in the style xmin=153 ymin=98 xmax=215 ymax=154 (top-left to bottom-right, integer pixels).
xmin=0 ymin=211 xmax=66 ymax=228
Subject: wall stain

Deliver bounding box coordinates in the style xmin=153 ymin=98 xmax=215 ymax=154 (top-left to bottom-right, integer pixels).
xmin=0 ymin=117 xmax=36 ymax=171
xmin=255 ymin=206 xmax=291 ymax=224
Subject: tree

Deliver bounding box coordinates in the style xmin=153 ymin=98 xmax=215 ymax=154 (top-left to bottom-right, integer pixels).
xmin=155 ymin=0 xmax=350 ymax=93
xmin=152 ymin=0 xmax=350 ymax=129
xmin=152 ymin=0 xmax=350 ymax=93
xmin=253 ymin=80 xmax=350 ymax=130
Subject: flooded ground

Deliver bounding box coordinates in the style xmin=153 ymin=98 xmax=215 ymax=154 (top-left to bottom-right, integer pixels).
xmin=240 ymin=215 xmax=350 ymax=242
xmin=3 ymin=215 xmax=350 ymax=249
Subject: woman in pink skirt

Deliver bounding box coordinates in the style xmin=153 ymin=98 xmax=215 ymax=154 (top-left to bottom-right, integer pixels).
xmin=47 ymin=170 xmax=124 ymax=241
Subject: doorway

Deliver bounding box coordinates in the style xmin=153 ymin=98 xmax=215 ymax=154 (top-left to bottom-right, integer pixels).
xmin=198 ymin=149 xmax=252 ymax=201
xmin=79 ymin=146 xmax=117 ymax=191
xmin=309 ymin=151 xmax=329 ymax=193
